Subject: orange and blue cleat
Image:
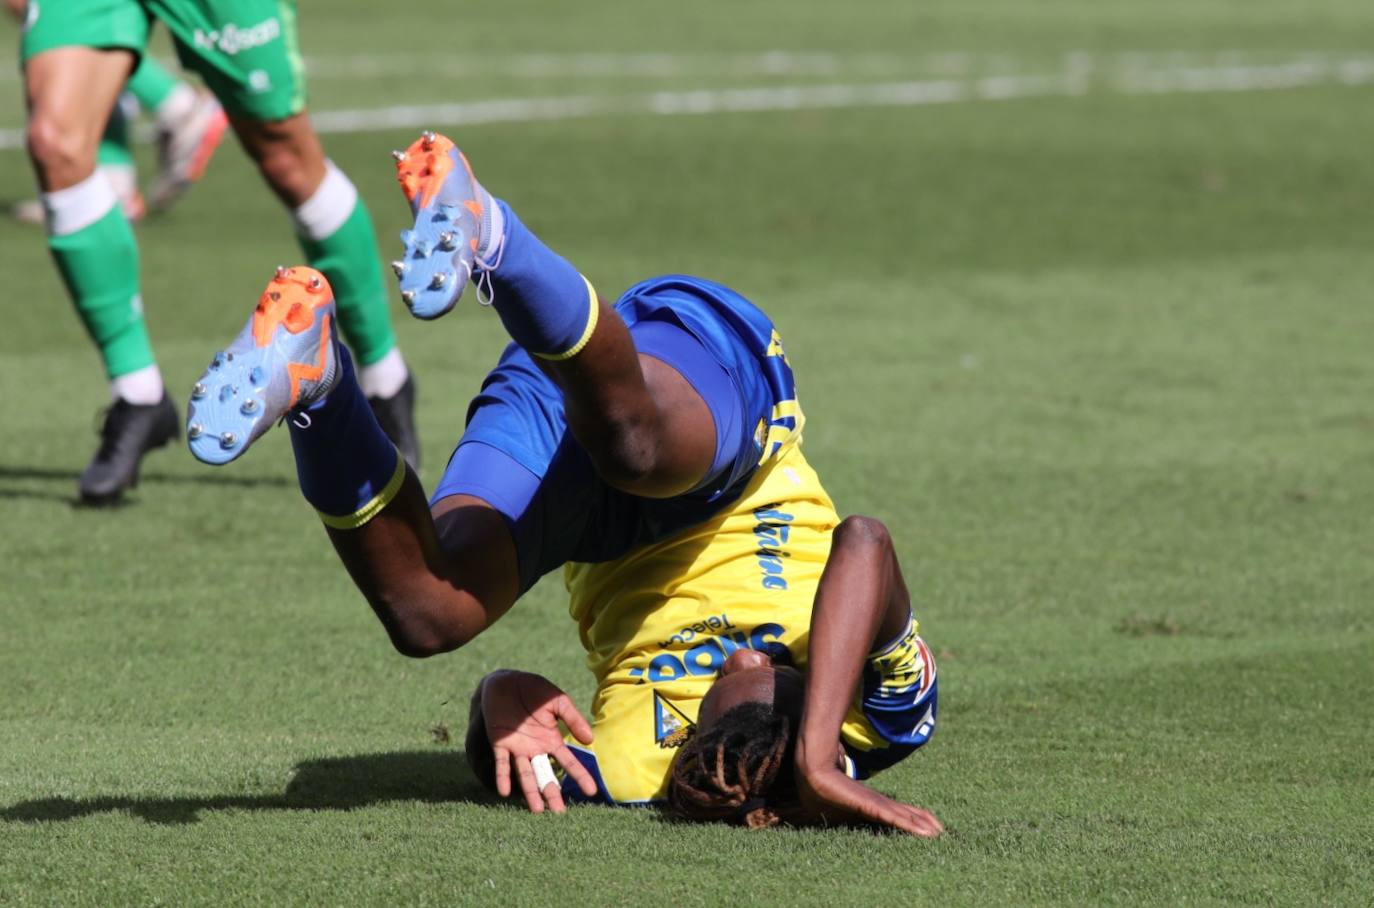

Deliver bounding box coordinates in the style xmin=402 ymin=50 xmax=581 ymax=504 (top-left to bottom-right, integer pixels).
xmin=187 ymin=266 xmax=339 ymax=465
xmin=390 ymin=130 xmax=496 ymax=320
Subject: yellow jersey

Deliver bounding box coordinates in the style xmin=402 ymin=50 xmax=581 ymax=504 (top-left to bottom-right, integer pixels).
xmin=561 ymin=440 xmax=937 ymax=804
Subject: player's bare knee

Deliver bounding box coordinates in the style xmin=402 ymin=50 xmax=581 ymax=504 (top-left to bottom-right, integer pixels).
xmin=836 ymin=514 xmax=893 ymax=553
xmin=592 ymin=445 xmax=657 ymax=491
xmin=587 ymin=422 xmax=661 ymax=490
xmin=367 ymin=592 xmax=466 ymax=659
xmin=387 ymin=629 xmax=448 ymax=659
xmin=26 ymin=114 xmax=94 ymax=184
xmin=382 ymin=616 xmax=457 ymax=659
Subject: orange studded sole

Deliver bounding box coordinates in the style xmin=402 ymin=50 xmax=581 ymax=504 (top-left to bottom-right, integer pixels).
xmin=395 ymin=131 xmax=458 ymax=211
xmin=251 ymin=266 xmax=334 ymax=348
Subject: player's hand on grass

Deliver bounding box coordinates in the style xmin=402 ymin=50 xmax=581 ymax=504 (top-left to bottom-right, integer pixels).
xmin=794 ymin=759 xmax=944 ymax=838
xmin=477 ymin=670 xmax=598 ymax=814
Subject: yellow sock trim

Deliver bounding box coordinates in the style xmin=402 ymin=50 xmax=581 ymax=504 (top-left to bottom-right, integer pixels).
xmin=534 ymin=275 xmax=599 ymax=362
xmin=316 ymin=447 xmax=407 ymax=530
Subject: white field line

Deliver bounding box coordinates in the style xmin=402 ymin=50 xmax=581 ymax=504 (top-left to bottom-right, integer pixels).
xmin=0 ymin=48 xmax=1366 ymax=82
xmin=0 ymin=52 xmax=1371 ymax=149
xmin=302 ymin=50 xmax=959 ymax=80
xmin=0 ymin=50 xmax=1054 ymax=82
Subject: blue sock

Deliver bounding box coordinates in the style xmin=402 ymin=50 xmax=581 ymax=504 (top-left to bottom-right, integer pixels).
xmin=289 ymin=347 xmax=405 ymax=528
xmin=482 ymin=200 xmax=599 ymax=360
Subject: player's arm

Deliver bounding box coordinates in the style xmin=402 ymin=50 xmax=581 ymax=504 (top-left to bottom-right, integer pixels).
xmin=792 ymin=515 xmax=944 ymax=837
xmin=464 ymin=669 xmax=599 ymax=814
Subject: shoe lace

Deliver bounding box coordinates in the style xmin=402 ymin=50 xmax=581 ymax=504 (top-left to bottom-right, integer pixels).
xmin=91 ymin=402 xmax=130 ymax=459
xmin=473 ymin=230 xmax=507 ymax=308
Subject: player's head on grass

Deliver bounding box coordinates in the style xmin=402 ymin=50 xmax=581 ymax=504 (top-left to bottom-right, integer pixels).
xmin=667 ymin=648 xmax=810 ymax=828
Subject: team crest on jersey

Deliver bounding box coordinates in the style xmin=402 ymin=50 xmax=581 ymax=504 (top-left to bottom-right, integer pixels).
xmin=653 ymin=692 xmax=696 ymax=749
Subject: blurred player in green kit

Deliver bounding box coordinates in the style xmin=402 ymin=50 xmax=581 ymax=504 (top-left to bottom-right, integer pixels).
xmin=8 ymin=0 xmax=228 ymax=223
xmin=16 ymin=0 xmax=419 ymax=503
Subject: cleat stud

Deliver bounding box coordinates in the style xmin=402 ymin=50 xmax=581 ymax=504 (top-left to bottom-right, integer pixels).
xmin=401 ymin=290 xmax=416 ymax=307
xmin=439 ymin=232 xmax=456 ymax=250
xmin=308 ymin=276 xmax=322 ymax=290
xmin=241 ymin=399 xmax=260 ymax=415
xmin=220 ymin=431 xmax=237 ymax=449
xmin=188 ymin=423 xmax=203 ymax=440
xmin=191 ymin=382 xmax=207 ymax=399
xmin=430 ymin=272 xmax=450 ymax=289
xmin=249 ymin=366 xmax=266 ymax=386
xmin=421 ymin=130 xmax=437 ymax=146
xmin=391 ymin=149 xmax=407 ymax=163
xmin=274 ymin=266 xmax=290 ymax=281
xmin=390 ymin=260 xmax=408 ymax=277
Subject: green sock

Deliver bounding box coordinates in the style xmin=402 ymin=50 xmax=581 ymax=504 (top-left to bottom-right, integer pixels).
xmin=96 ymin=101 xmax=135 ymax=169
xmin=48 ymin=203 xmax=151 ymax=379
xmin=296 ymin=191 xmax=396 ymax=367
xmin=126 ymin=56 xmax=179 ymax=111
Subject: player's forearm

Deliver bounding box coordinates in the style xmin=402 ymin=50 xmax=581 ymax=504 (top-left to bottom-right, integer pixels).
xmin=796 ymin=516 xmax=909 ymax=771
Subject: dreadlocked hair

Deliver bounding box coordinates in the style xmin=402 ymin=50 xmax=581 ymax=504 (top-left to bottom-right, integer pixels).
xmin=667 ymin=702 xmax=796 ymax=829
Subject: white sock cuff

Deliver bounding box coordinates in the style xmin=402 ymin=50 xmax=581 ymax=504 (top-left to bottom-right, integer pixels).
xmin=42 ymin=170 xmax=118 ymax=236
xmin=293 ymin=160 xmax=358 ymax=241
xmin=110 ymin=363 xmax=165 ymax=405
xmin=358 ymin=347 xmax=409 ymax=399
xmin=101 ymin=163 xmax=138 ymax=200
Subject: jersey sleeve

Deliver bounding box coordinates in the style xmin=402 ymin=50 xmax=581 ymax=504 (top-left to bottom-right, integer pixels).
xmin=839 ymin=611 xmax=939 ymax=779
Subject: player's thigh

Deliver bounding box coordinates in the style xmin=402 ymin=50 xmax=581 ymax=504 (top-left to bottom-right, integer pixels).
xmin=24 ymin=47 xmax=136 ymax=185
xmin=431 ymin=341 xmax=614 ymax=595
xmin=149 ymin=0 xmax=306 ymax=120
xmin=21 ymin=0 xmax=146 ymax=145
xmin=628 ymin=316 xmax=754 ymax=499
xmin=428 ymin=493 xmax=522 ymax=626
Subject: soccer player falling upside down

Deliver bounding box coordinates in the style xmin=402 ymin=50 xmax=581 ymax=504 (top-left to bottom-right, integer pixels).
xmin=188 ymin=132 xmax=943 ymax=835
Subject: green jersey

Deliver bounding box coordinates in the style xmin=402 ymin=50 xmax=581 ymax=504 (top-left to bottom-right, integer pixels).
xmin=22 ymin=0 xmax=306 ymax=119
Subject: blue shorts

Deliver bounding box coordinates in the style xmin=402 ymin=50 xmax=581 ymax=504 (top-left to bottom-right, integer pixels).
xmin=432 ymin=275 xmax=801 ymax=593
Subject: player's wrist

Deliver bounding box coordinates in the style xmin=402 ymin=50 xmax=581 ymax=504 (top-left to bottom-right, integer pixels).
xmin=793 ymin=735 xmax=843 ymax=776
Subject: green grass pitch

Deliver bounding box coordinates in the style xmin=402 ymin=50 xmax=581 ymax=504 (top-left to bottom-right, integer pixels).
xmin=2 ymin=1 xmax=1373 ymax=903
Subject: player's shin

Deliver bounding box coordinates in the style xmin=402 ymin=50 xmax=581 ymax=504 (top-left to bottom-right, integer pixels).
xmin=288 ymin=347 xmax=405 ymax=530
xmin=479 ymin=200 xmax=599 ymax=362
xmin=43 ymin=169 xmax=159 ymax=392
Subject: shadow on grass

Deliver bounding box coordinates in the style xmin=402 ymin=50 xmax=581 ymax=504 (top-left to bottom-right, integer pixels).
xmin=0 ymin=750 xmax=498 ymax=826
xmin=0 ymin=463 xmax=292 ymax=506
